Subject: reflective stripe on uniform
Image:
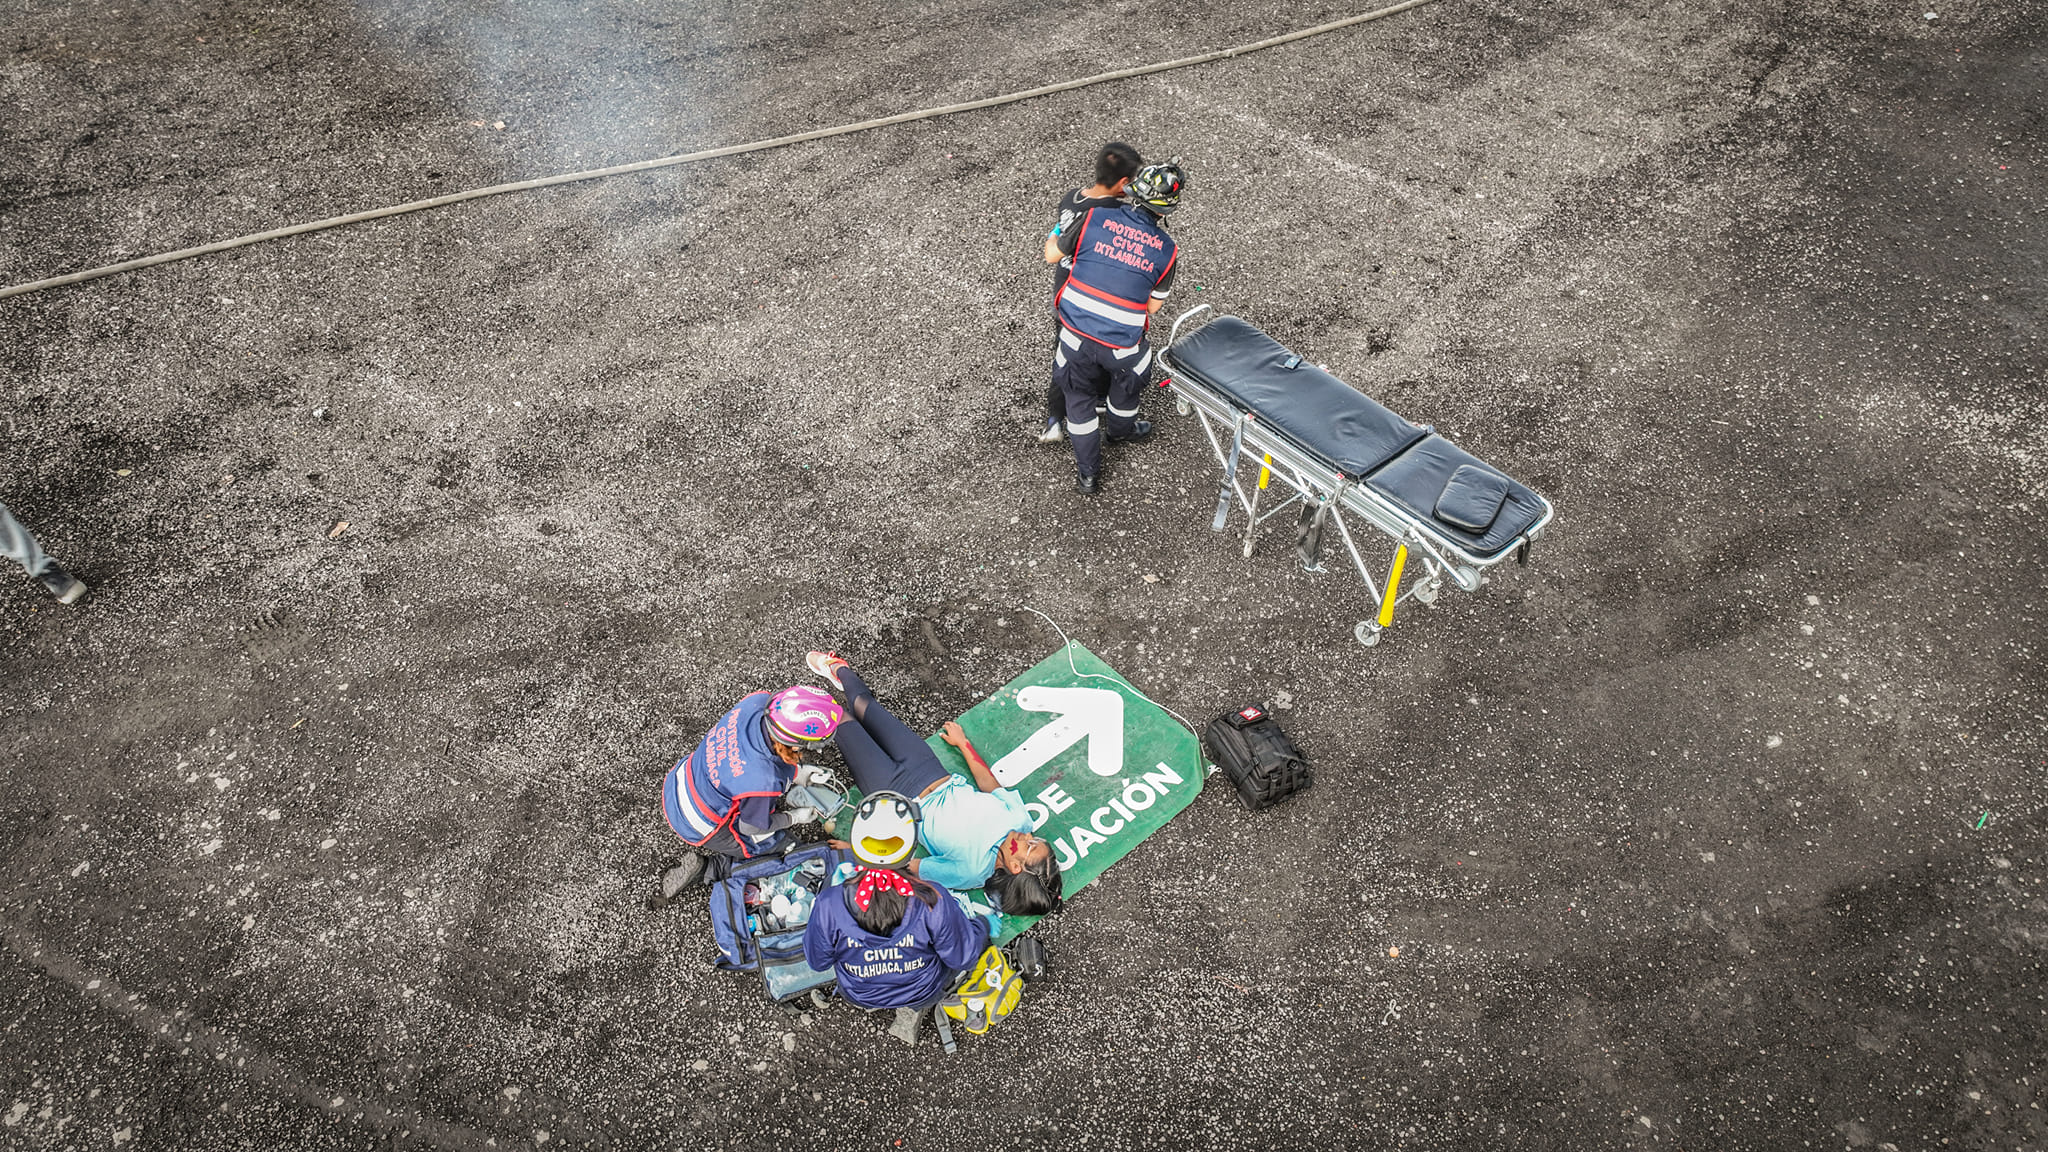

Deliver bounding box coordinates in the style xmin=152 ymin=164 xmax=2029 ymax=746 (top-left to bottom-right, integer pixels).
xmin=670 ymin=767 xmax=722 ymax=840
xmin=1108 ymin=402 xmax=1140 ymax=418
xmin=1054 ymin=349 xmax=1068 ymax=368
xmin=1059 ymin=283 xmax=1148 ymax=328
xmin=1057 ymin=204 xmax=1177 ymax=350
xmin=1067 ymin=415 xmax=1101 ymax=435
xmin=1057 ymin=328 xmax=1083 ymax=351
xmin=1064 ymin=277 xmax=1149 ymax=312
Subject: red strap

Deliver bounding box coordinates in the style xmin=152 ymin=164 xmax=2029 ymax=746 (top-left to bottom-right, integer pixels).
xmin=1064 ymin=276 xmax=1149 ymax=312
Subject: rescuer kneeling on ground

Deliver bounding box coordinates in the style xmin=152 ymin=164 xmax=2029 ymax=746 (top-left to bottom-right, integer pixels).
xmin=805 ymin=651 xmax=1063 ymax=915
xmin=660 ymin=685 xmax=844 ymax=894
xmin=803 ymin=791 xmax=996 ymax=1044
xmin=1045 ymin=162 xmax=1185 ymax=495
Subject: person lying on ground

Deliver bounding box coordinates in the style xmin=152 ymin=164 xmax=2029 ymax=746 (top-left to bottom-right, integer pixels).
xmin=660 ymin=685 xmax=844 ymax=894
xmin=806 ymin=650 xmax=1063 ymax=915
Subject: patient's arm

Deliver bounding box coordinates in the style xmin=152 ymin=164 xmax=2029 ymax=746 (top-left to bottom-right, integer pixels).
xmin=941 ymin=721 xmax=1001 ymax=792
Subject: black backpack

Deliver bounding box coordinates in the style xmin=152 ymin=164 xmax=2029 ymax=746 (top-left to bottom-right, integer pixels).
xmin=1202 ymin=705 xmax=1312 ymax=812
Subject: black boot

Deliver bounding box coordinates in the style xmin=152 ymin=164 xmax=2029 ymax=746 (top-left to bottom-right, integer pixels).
xmin=1107 ymin=420 xmax=1153 ymax=444
xmin=1075 ymin=475 xmax=1100 ymax=496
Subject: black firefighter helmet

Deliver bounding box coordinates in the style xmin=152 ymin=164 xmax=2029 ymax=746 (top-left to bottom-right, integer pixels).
xmin=1127 ymin=162 xmax=1185 ymax=216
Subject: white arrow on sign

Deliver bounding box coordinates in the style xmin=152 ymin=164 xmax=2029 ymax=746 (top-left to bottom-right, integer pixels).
xmin=987 ymin=686 xmax=1125 ymax=787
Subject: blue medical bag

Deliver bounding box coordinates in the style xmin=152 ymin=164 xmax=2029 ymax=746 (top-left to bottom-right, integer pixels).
xmin=708 ymin=842 xmax=850 ymax=1002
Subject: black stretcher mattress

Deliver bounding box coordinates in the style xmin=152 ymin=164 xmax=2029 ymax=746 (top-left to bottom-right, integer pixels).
xmin=1165 ymin=315 xmax=1548 ymax=559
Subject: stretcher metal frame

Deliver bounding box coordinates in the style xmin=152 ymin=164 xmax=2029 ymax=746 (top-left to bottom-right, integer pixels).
xmin=1160 ymin=305 xmax=1555 ymax=647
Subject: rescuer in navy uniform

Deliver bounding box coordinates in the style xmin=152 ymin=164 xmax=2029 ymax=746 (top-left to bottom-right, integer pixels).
xmin=1045 ymin=162 xmax=1184 ymax=495
xmin=1035 ymin=142 xmax=1144 ymax=445
xmin=658 ymin=685 xmax=845 ymax=895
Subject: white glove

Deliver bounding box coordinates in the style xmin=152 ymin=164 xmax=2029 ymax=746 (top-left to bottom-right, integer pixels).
xmin=796 ymin=763 xmax=843 ymax=790
xmin=785 ymin=806 xmax=821 ymax=826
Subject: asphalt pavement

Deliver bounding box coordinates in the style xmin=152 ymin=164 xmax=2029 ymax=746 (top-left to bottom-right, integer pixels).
xmin=1 ymin=1 xmax=2043 ymax=1149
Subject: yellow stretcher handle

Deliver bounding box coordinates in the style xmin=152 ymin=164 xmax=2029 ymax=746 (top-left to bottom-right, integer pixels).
xmin=1378 ymin=545 xmax=1408 ymax=628
xmin=1257 ymin=454 xmax=1271 ymax=490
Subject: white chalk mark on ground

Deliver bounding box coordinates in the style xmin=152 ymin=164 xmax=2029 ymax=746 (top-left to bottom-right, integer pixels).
xmin=1154 ymin=79 xmax=1426 ymax=208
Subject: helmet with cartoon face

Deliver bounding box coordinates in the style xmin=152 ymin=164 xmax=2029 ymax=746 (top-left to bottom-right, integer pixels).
xmin=849 ymin=790 xmax=922 ymax=866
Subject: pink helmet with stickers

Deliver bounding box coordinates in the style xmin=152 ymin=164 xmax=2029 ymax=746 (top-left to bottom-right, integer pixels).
xmin=764 ymin=685 xmax=844 ymax=746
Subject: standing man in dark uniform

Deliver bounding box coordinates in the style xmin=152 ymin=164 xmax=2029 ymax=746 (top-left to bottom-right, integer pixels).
xmin=1046 ymin=162 xmax=1185 ymax=495
xmin=1036 ymin=142 xmax=1144 ymax=444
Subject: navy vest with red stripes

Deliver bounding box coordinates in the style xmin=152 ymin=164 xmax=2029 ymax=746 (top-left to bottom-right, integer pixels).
xmin=665 ymin=691 xmax=791 ymax=857
xmin=1057 ymin=205 xmax=1176 ymax=349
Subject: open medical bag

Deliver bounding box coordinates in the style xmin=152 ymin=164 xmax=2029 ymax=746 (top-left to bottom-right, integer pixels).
xmin=1202 ymin=704 xmax=1312 ymax=811
xmin=708 ymin=841 xmax=851 ymax=1002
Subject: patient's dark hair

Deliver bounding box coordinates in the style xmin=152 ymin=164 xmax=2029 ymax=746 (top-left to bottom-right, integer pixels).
xmin=985 ymin=854 xmax=1064 ymax=917
xmin=1095 ymin=142 xmax=1143 ymax=189
xmin=849 ymin=869 xmax=941 ymax=936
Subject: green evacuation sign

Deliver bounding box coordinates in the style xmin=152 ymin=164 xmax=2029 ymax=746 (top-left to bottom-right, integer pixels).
xmin=927 ymin=643 xmax=1204 ymax=943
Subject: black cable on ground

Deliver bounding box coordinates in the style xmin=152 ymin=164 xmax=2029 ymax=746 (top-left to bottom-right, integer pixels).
xmin=0 ymin=0 xmax=1438 ymax=302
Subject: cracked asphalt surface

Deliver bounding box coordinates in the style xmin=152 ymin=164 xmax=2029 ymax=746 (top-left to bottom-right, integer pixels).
xmin=2 ymin=1 xmax=2044 ymax=1149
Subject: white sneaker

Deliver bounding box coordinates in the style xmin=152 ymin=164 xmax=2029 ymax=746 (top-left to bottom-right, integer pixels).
xmin=805 ymin=650 xmax=848 ymax=690
xmin=1035 ymin=418 xmax=1064 ymax=444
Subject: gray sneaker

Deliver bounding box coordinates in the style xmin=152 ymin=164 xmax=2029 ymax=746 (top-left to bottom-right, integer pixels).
xmin=41 ymin=567 xmax=87 ymax=605
xmin=1035 ymin=418 xmax=1064 ymax=444
xmin=660 ymin=855 xmax=707 ymax=899
xmin=887 ymin=1007 xmax=923 ymax=1046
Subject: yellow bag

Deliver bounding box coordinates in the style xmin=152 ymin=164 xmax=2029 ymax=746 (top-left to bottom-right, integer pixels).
xmin=939 ymin=945 xmax=1023 ymax=1035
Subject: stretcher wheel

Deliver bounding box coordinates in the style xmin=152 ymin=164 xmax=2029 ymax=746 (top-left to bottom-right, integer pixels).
xmin=1174 ymin=395 xmax=1191 ymax=417
xmin=1355 ymin=621 xmax=1381 ymax=647
xmin=1413 ymin=578 xmax=1440 ymax=607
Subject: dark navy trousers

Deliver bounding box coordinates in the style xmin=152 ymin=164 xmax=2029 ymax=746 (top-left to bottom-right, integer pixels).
xmin=832 ymin=668 xmax=948 ymax=799
xmin=1051 ymin=329 xmax=1150 ymax=480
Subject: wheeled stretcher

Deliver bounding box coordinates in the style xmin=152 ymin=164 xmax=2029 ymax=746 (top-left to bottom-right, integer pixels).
xmin=1159 ymin=307 xmax=1555 ymax=646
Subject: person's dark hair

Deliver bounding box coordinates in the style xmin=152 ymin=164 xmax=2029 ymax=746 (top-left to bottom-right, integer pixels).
xmin=1094 ymin=142 xmax=1143 ymax=189
xmin=849 ymin=869 xmax=940 ymax=935
xmin=985 ymin=854 xmax=1064 ymax=917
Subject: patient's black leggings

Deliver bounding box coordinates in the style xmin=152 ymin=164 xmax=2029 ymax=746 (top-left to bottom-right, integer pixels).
xmin=833 ymin=668 xmax=948 ymax=798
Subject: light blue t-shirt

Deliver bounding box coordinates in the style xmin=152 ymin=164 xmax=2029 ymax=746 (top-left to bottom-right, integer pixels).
xmin=916 ymin=775 xmax=1034 ymax=892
